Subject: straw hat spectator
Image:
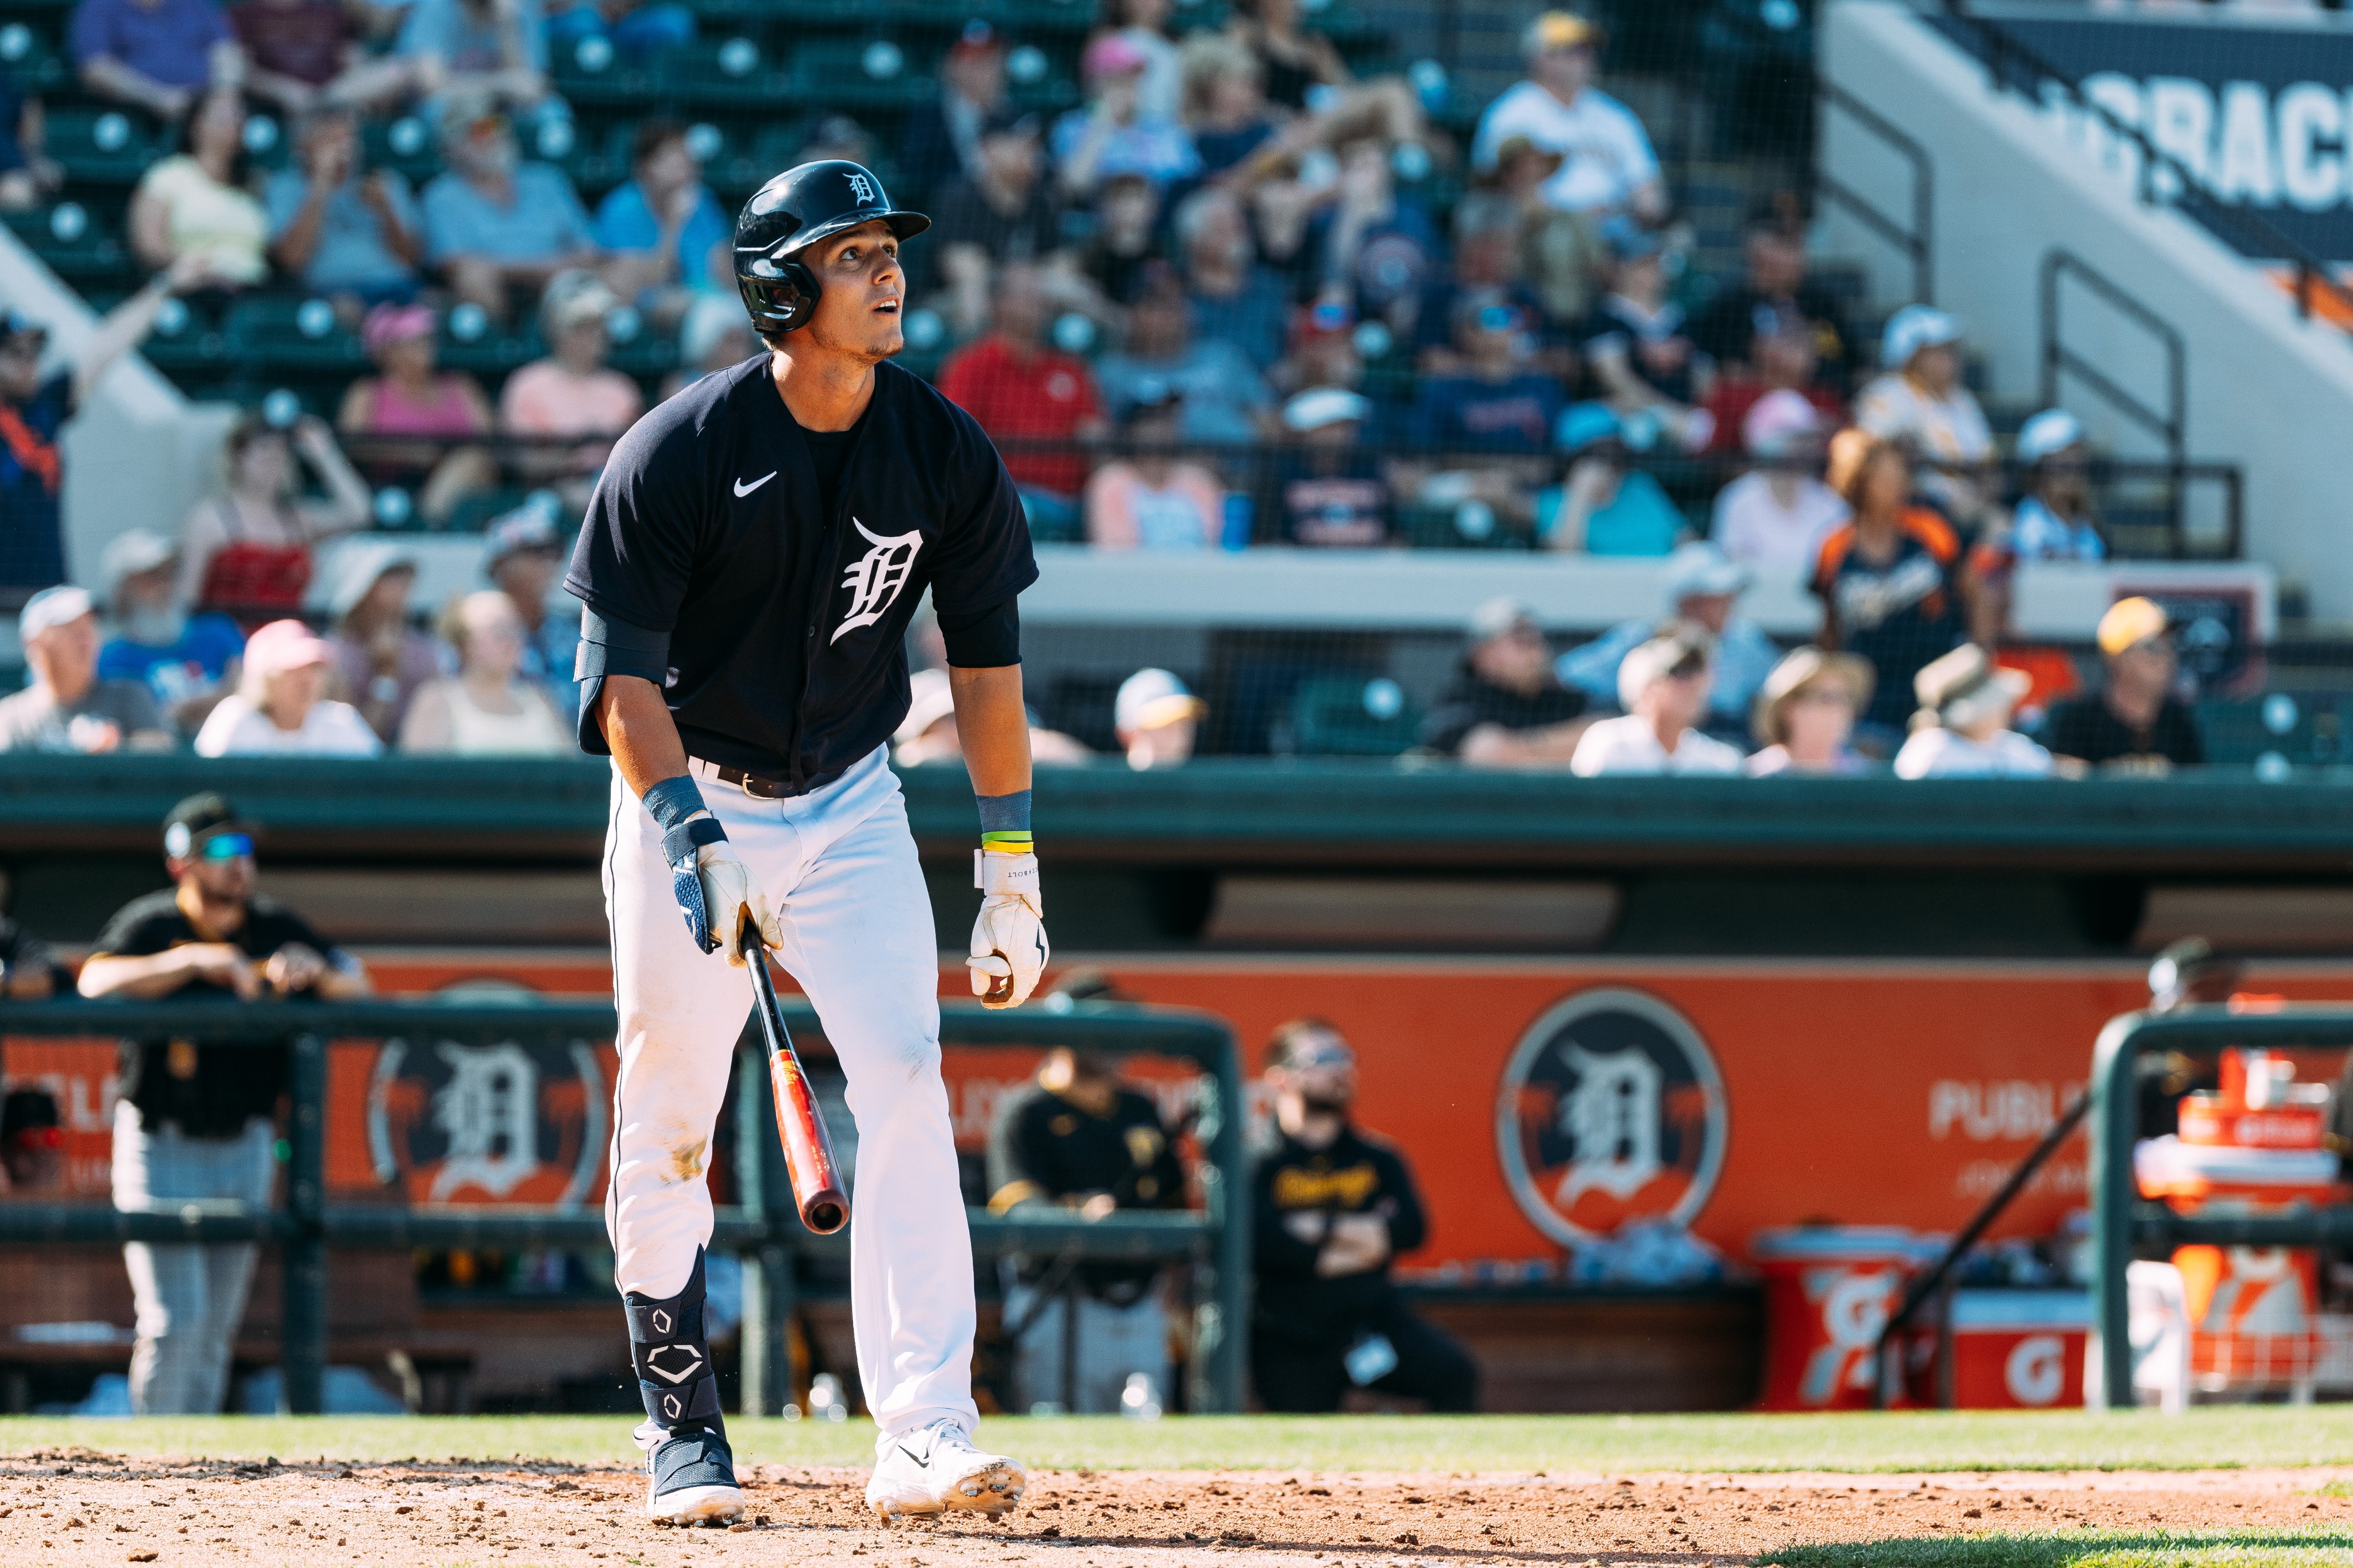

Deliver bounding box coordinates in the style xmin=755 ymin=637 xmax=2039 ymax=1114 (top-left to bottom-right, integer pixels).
xmin=1891 ymin=643 xmax=2055 ymax=779
xmin=1746 ymin=647 xmax=1874 ymax=776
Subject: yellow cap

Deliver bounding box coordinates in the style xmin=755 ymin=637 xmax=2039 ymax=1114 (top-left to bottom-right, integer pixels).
xmin=1524 ymin=11 xmax=1599 ymax=54
xmin=2097 ymin=596 xmax=2168 ymax=656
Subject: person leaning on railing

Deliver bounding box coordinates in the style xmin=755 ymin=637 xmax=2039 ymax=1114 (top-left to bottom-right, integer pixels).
xmin=76 ymin=791 xmax=371 ymax=1415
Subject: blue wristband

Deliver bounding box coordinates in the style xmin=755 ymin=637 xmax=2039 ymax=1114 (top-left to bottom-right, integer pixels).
xmin=975 ymin=789 xmax=1032 ymax=834
xmin=642 ymin=775 xmax=712 ymax=833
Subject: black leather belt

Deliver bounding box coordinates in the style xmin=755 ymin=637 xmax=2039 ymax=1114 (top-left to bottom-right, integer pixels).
xmin=712 ymin=763 xmax=846 ymax=800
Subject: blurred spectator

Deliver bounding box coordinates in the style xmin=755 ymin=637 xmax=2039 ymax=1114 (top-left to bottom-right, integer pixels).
xmin=1854 ymin=305 xmax=2000 ymax=532
xmin=936 ymin=263 xmax=1106 ymax=535
xmin=1 ymin=1088 xmax=65 ymax=1189
xmin=2045 ymin=596 xmax=2204 ymax=773
xmin=1892 ymin=643 xmax=2054 ymax=779
xmin=180 ymin=411 xmax=372 ymax=623
xmin=0 ymin=585 xmax=171 ymax=752
xmin=664 ymin=293 xmax=758 ymax=398
xmin=1537 ymin=404 xmax=1683 ymax=556
xmin=267 ymin=106 xmax=424 ymax=306
xmin=1710 ymin=391 xmax=1847 ymax=580
xmin=1096 ymin=282 xmax=1272 ymax=447
xmin=1579 ymin=221 xmax=1712 ymax=449
xmin=1272 ymin=388 xmax=1387 ymax=546
xmin=1079 ymin=173 xmax=1162 ymax=309
xmin=546 ymin=0 xmax=695 ymax=61
xmin=1488 ymin=134 xmax=1607 ymax=327
xmin=1113 ymin=667 xmax=1203 ymax=768
xmin=986 ymin=1036 xmax=1185 ymax=1413
xmin=1086 ymin=382 xmax=1223 ymax=550
xmin=323 ymin=542 xmax=440 ymax=742
xmin=1273 ymin=300 xmax=1365 ymax=401
xmin=1054 ymin=33 xmax=1201 ymax=201
xmin=129 ymin=87 xmax=269 ymax=286
xmin=1101 ymin=0 xmax=1183 ymax=122
xmin=1700 ymin=316 xmax=1841 ymax=458
xmin=1180 ymin=30 xmax=1282 ymax=178
xmin=1179 ymin=186 xmax=1289 ymax=372
xmin=1251 ymin=1018 xmax=1476 ymax=1413
xmin=195 ymin=617 xmax=383 ymax=755
xmin=230 ymin=0 xmax=376 ymax=117
xmin=1410 ymin=294 xmax=1560 ymax=452
xmin=98 ymin=529 xmax=245 ymax=735
xmin=399 ymin=590 xmax=570 ymax=752
xmin=1414 ymin=192 xmax=1558 ymax=376
xmin=900 ymin=20 xmax=1009 ymax=191
xmin=337 ymin=303 xmax=498 ymax=527
xmin=482 ymin=504 xmax=580 ymax=715
xmin=1812 ymin=430 xmax=1969 ymax=743
xmin=1970 ymin=408 xmax=2106 ymax=642
xmin=1557 ymin=542 xmax=1779 ymax=732
xmin=1226 ymin=0 xmax=1422 ymax=143
xmin=80 ymin=791 xmax=369 ymax=1414
xmin=1571 ymin=629 xmax=1743 ymax=775
xmin=422 ymin=95 xmax=600 ymax=322
xmin=0 ymin=262 xmax=206 ymax=602
xmin=0 ymin=907 xmax=63 ymax=1002
xmin=395 ymin=0 xmax=548 ymax=109
xmin=1471 ymin=11 xmax=1664 ymax=223
xmin=929 ymin=109 xmax=1062 ymax=338
xmin=0 ymin=83 xmax=67 ymax=211
xmin=71 ymin=0 xmax=238 ymax=121
xmin=1317 ymin=138 xmax=1440 ymax=333
xmin=1689 ymin=197 xmax=1853 ymax=391
xmin=893 ymin=666 xmax=1091 ymax=767
xmin=1746 ymin=647 xmax=1873 ymax=776
xmin=499 ymin=271 xmax=644 ymax=503
xmin=593 ymin=120 xmax=730 ymax=320
xmin=1421 ymin=596 xmax=1590 ymax=766
xmin=797 ymin=113 xmax=878 ymax=170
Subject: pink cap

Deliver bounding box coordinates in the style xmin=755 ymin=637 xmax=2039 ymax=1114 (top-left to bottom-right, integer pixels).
xmin=362 ymin=302 xmax=437 ymax=355
xmin=1082 ymin=34 xmax=1149 ymax=79
xmin=244 ymin=618 xmax=332 ymax=678
xmin=1742 ymin=388 xmax=1823 ymax=458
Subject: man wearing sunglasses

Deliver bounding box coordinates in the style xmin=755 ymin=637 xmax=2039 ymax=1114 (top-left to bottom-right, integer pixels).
xmin=79 ymin=791 xmax=371 ymax=1414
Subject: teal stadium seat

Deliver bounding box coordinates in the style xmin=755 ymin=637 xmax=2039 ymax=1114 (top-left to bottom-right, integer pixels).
xmin=44 ymin=107 xmax=167 ymax=186
xmin=2 ymin=202 xmax=131 ymax=283
xmin=1291 ymin=677 xmax=1421 ymax=757
xmin=2194 ymin=692 xmax=2352 ymax=770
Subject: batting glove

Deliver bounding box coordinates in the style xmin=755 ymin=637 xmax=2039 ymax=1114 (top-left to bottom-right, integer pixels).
xmin=666 ymin=817 xmax=783 ymax=966
xmin=969 ymin=849 xmax=1047 ymax=1009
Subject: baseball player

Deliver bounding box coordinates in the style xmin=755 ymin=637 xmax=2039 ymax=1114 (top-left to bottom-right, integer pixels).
xmin=564 ymin=160 xmax=1047 ymax=1527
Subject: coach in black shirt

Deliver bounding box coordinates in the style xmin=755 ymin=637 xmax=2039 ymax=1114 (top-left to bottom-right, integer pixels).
xmin=79 ymin=792 xmax=369 ymax=1413
xmin=2045 ymin=596 xmax=2204 ymax=773
xmin=1420 ymin=596 xmax=1591 ymax=764
xmin=1251 ymin=1018 xmax=1476 ymax=1413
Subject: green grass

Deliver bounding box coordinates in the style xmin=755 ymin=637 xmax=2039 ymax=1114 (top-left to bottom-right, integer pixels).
xmin=6 ymin=1408 xmax=2353 ymax=1473
xmin=1764 ymin=1528 xmax=2353 ymax=1566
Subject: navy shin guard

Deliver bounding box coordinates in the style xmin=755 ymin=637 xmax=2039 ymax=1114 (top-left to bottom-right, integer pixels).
xmin=624 ymin=1250 xmax=726 ymax=1435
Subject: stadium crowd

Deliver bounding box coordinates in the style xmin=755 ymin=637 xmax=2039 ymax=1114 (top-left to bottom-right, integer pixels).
xmin=0 ymin=2 xmax=2194 ymax=775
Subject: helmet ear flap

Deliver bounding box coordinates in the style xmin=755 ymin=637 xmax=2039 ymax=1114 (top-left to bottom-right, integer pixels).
xmin=737 ymin=254 xmax=821 ymax=337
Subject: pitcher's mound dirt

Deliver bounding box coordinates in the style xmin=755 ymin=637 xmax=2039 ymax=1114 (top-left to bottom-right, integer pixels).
xmin=3 ymin=1451 xmax=2347 ymax=1566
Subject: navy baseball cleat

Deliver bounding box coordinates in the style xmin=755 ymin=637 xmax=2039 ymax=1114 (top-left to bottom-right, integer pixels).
xmin=624 ymin=1252 xmax=743 ymax=1525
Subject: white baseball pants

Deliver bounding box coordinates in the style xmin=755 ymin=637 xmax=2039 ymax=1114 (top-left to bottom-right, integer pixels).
xmin=601 ymin=743 xmax=978 ymax=1447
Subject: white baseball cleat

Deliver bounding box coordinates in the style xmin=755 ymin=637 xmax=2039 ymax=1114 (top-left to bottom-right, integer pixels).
xmin=640 ymin=1422 xmax=745 ymax=1525
xmin=865 ymin=1418 xmax=1027 ymax=1521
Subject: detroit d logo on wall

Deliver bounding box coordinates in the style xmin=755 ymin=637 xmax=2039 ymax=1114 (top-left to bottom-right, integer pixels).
xmin=367 ymin=1035 xmax=610 ymax=1206
xmin=1495 ymin=988 xmax=1729 ymax=1245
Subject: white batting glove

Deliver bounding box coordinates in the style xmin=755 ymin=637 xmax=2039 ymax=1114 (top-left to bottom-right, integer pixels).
xmin=698 ymin=839 xmax=784 ymax=967
xmin=969 ymin=849 xmax=1047 ymax=1009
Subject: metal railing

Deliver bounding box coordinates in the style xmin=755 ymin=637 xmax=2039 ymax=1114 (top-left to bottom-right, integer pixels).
xmin=2086 ymin=1003 xmax=2353 ymax=1408
xmin=0 ymin=997 xmax=1250 ymax=1415
xmin=1814 ymin=74 xmax=1936 ymax=307
xmin=2040 ymin=248 xmax=2190 ymax=542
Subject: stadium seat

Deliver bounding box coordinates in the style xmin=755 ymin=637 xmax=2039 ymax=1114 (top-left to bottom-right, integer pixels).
xmin=2194 ymin=692 xmax=2352 ymax=770
xmin=1290 ymin=676 xmax=1422 ymax=756
xmin=43 ymin=106 xmax=167 ymax=186
xmin=224 ymin=295 xmax=369 ymax=373
xmin=1 ymin=201 xmax=131 ymax=282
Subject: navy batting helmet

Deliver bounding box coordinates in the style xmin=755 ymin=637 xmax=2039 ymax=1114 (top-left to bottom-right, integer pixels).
xmin=734 ymin=161 xmax=931 ymax=337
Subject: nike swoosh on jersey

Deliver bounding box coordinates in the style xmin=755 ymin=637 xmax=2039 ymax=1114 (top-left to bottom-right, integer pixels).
xmin=734 ymin=472 xmax=777 ymax=497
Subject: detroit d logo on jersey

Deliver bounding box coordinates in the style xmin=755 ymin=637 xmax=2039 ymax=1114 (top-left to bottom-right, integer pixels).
xmin=1495 ymin=987 xmax=1728 ymax=1245
xmin=832 ymin=517 xmax=923 ymax=642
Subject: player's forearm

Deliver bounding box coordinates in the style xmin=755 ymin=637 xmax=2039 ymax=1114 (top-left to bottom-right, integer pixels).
xmin=596 ymin=675 xmax=691 ymax=799
xmin=948 ymin=665 xmax=1032 ymax=800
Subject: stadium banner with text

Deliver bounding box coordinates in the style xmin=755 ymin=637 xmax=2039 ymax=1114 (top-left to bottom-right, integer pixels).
xmin=12 ymin=954 xmax=2351 ymax=1273
xmin=1951 ymin=8 xmax=2353 ymax=261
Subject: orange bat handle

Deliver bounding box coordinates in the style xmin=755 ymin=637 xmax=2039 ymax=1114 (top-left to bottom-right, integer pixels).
xmin=744 ymin=926 xmax=849 ymax=1235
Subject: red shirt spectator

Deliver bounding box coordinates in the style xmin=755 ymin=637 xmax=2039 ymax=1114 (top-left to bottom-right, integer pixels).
xmin=935 ymin=264 xmax=1104 ymax=499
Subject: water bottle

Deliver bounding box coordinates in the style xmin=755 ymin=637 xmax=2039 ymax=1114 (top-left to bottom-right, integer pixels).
xmin=1119 ymin=1372 xmax=1162 ymax=1420
xmin=1220 ymin=492 xmax=1253 ymax=551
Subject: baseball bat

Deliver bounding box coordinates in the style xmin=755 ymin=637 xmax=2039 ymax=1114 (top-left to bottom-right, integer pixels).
xmin=741 ymin=922 xmax=849 ymax=1235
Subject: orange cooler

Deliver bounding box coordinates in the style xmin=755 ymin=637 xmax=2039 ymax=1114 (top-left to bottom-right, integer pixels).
xmin=1752 ymin=1227 xmax=1923 ymax=1410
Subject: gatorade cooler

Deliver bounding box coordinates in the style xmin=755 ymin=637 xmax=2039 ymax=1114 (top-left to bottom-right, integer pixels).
xmin=1751 ymin=1227 xmax=1923 ymax=1410
xmin=1927 ymin=1291 xmax=2090 ymax=1409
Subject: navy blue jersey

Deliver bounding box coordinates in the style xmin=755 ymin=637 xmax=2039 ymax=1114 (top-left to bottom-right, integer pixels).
xmin=565 ymin=355 xmax=1037 ymax=786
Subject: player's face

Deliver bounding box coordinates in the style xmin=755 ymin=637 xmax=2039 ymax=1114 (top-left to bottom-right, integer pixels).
xmin=799 ymin=222 xmax=906 ymax=362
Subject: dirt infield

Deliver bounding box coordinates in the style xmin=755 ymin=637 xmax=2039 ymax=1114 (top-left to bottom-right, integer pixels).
xmin=3 ymin=1450 xmax=2351 ymax=1567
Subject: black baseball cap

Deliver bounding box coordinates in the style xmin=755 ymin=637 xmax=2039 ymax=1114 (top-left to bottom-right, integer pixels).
xmin=163 ymin=791 xmax=256 ymax=860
